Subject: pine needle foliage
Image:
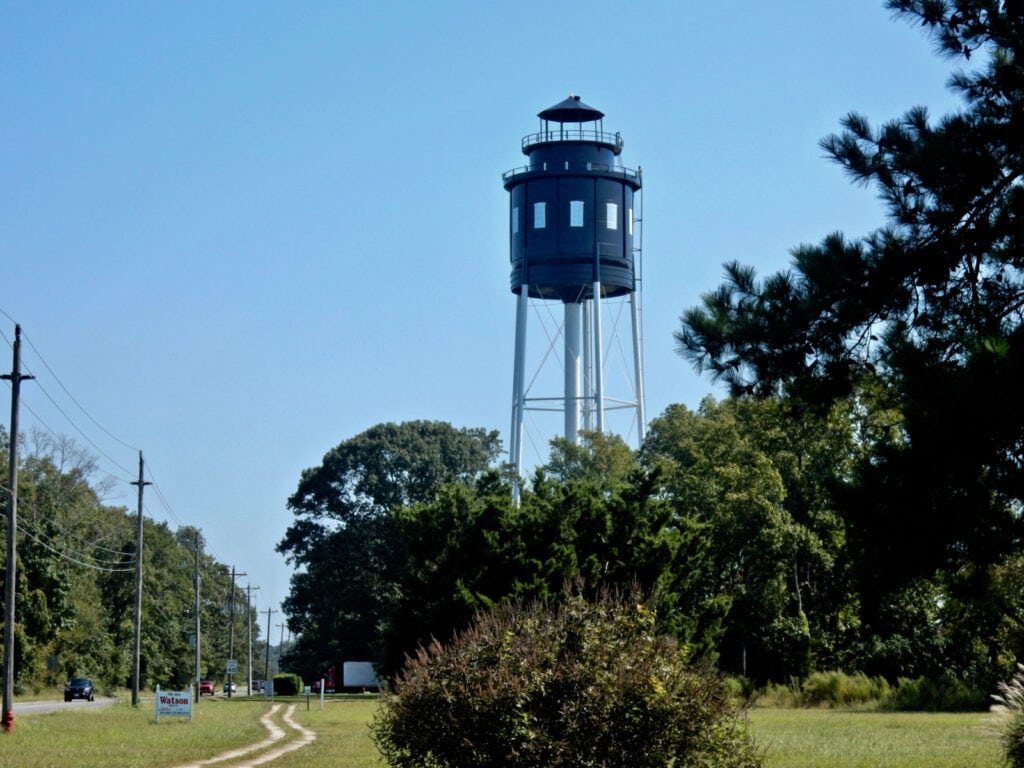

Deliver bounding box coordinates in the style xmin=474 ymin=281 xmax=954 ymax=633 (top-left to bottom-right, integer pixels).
xmin=372 ymin=586 xmax=762 ymax=768
xmin=676 ymin=0 xmax=1024 ymax=661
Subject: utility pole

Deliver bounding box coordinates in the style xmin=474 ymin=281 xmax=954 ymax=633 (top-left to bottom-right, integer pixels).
xmin=2 ymin=325 xmax=32 ymax=731
xmin=264 ymin=608 xmax=277 ymax=682
xmin=245 ymin=584 xmax=259 ymax=694
xmin=226 ymin=567 xmax=245 ymax=699
xmin=193 ymin=532 xmax=201 ymax=702
xmin=131 ymin=452 xmax=151 ymax=707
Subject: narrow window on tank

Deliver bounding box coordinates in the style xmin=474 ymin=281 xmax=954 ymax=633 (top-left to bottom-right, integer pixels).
xmin=606 ymin=203 xmax=618 ymax=230
xmin=570 ymin=200 xmax=584 ymax=228
xmin=512 ymin=207 xmax=519 ymax=234
xmin=534 ymin=202 xmax=546 ymax=229
xmin=628 ymin=207 xmax=634 ymax=236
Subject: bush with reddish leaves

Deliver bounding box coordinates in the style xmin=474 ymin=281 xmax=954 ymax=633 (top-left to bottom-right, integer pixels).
xmin=373 ymin=587 xmax=761 ymax=768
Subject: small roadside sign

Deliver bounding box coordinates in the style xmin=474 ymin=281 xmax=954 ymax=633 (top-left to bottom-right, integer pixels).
xmin=226 ymin=659 xmax=238 ymax=675
xmin=155 ymin=684 xmax=192 ymax=723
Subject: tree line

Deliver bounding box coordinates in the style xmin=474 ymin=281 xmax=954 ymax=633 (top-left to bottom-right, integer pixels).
xmin=0 ymin=428 xmax=263 ymax=694
xmin=275 ymin=396 xmax=1022 ymax=699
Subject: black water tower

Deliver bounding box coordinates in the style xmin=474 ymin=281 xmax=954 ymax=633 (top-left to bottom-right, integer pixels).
xmin=503 ymin=95 xmax=645 ymax=489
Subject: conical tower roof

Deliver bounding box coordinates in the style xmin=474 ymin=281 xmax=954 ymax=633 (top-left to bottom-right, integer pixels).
xmin=537 ymin=94 xmax=604 ymax=123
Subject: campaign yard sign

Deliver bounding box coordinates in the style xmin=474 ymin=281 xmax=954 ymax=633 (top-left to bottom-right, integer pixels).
xmin=155 ymin=684 xmax=193 ymax=723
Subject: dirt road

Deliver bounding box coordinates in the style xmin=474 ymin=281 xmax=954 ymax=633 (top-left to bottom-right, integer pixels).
xmin=171 ymin=703 xmax=316 ymax=768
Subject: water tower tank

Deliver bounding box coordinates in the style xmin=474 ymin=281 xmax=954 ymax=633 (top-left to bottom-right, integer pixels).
xmin=503 ymin=95 xmax=642 ymax=302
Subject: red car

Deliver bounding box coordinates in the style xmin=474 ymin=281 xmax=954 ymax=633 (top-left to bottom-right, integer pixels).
xmin=199 ymin=679 xmax=215 ymax=696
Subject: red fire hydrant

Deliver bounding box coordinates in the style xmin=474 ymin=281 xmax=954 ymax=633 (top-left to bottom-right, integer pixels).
xmin=1 ymin=709 xmax=13 ymax=732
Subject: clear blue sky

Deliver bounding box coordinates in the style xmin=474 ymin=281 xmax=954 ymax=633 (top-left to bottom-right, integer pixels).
xmin=2 ymin=2 xmax=965 ymax=637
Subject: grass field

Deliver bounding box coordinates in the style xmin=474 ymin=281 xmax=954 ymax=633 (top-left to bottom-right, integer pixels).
xmin=749 ymin=708 xmax=1003 ymax=768
xmin=0 ymin=696 xmax=271 ymax=768
xmin=0 ymin=695 xmax=1008 ymax=768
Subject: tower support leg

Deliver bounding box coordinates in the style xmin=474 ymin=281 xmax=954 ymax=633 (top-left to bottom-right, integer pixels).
xmin=582 ymin=300 xmax=593 ymax=432
xmin=630 ymin=290 xmax=646 ymax=442
xmin=510 ymin=287 xmax=529 ymax=504
xmin=591 ymin=281 xmax=604 ymax=433
xmin=564 ymin=302 xmax=582 ymax=443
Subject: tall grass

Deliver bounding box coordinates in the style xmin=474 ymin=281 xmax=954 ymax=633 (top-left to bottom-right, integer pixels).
xmin=988 ymin=663 xmax=1024 ymax=767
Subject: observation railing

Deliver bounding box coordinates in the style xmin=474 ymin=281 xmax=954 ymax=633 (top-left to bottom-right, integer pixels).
xmin=502 ymin=160 xmax=641 ymax=184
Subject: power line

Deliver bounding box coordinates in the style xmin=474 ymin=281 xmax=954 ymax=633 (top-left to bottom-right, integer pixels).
xmin=3 ymin=321 xmax=192 ymax=540
xmin=16 ymin=521 xmax=134 ymax=573
xmin=143 ymin=461 xmax=186 ymax=528
xmin=2 ymin=484 xmax=138 ymax=565
xmin=1 ymin=318 xmax=261 ymax=681
xmin=21 ymin=330 xmax=140 ymax=453
xmin=15 ymin=399 xmax=135 ymax=486
xmin=0 ymin=318 xmax=140 ymax=490
xmin=17 ymin=363 xmax=137 ymax=479
xmin=18 ymin=518 xmax=134 ymax=566
xmin=19 ymin=522 xmax=134 ymax=567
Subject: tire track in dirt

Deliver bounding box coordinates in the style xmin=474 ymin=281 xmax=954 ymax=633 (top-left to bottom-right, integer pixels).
xmin=231 ymin=705 xmax=316 ymax=767
xmin=171 ymin=703 xmax=316 ymax=768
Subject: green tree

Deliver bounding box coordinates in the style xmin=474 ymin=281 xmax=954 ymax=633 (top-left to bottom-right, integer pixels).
xmin=2 ymin=427 xmax=251 ymax=693
xmin=282 ymin=514 xmax=404 ymax=681
xmin=283 ymin=420 xmax=502 ymax=528
xmin=677 ymin=1 xmax=1024 ymax=679
xmin=544 ymin=430 xmax=637 ymax=488
xmin=96 ymin=516 xmax=224 ymax=690
xmin=382 ymin=440 xmax=723 ymax=676
xmin=3 ymin=428 xmax=129 ymax=691
xmin=382 ymin=478 xmax=514 ymax=675
xmin=278 ymin=421 xmax=501 ymax=677
xmin=643 ymin=397 xmax=860 ymax=681
xmin=9 ymin=454 xmax=79 ymax=686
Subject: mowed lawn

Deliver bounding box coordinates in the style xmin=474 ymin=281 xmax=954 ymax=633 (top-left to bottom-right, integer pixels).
xmin=0 ymin=696 xmax=1007 ymax=768
xmin=749 ymin=707 xmax=1004 ymax=768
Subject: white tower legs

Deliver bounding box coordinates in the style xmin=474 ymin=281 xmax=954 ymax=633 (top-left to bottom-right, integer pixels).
xmin=511 ymin=281 xmax=645 ymax=502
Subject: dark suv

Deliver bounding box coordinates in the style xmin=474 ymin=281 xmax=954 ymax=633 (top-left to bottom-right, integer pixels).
xmin=64 ymin=677 xmax=95 ymax=702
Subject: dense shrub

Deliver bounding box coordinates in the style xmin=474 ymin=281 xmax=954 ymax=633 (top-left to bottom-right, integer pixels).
xmin=725 ymin=675 xmax=757 ymax=705
xmin=754 ymin=671 xmax=985 ymax=711
xmin=801 ymin=671 xmax=890 ymax=707
xmin=373 ymin=587 xmax=762 ymax=768
xmin=752 ymin=671 xmax=888 ymax=708
xmin=888 ymin=674 xmax=987 ymax=712
xmin=754 ymin=679 xmax=802 ymax=708
xmin=272 ymin=673 xmax=303 ymax=695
